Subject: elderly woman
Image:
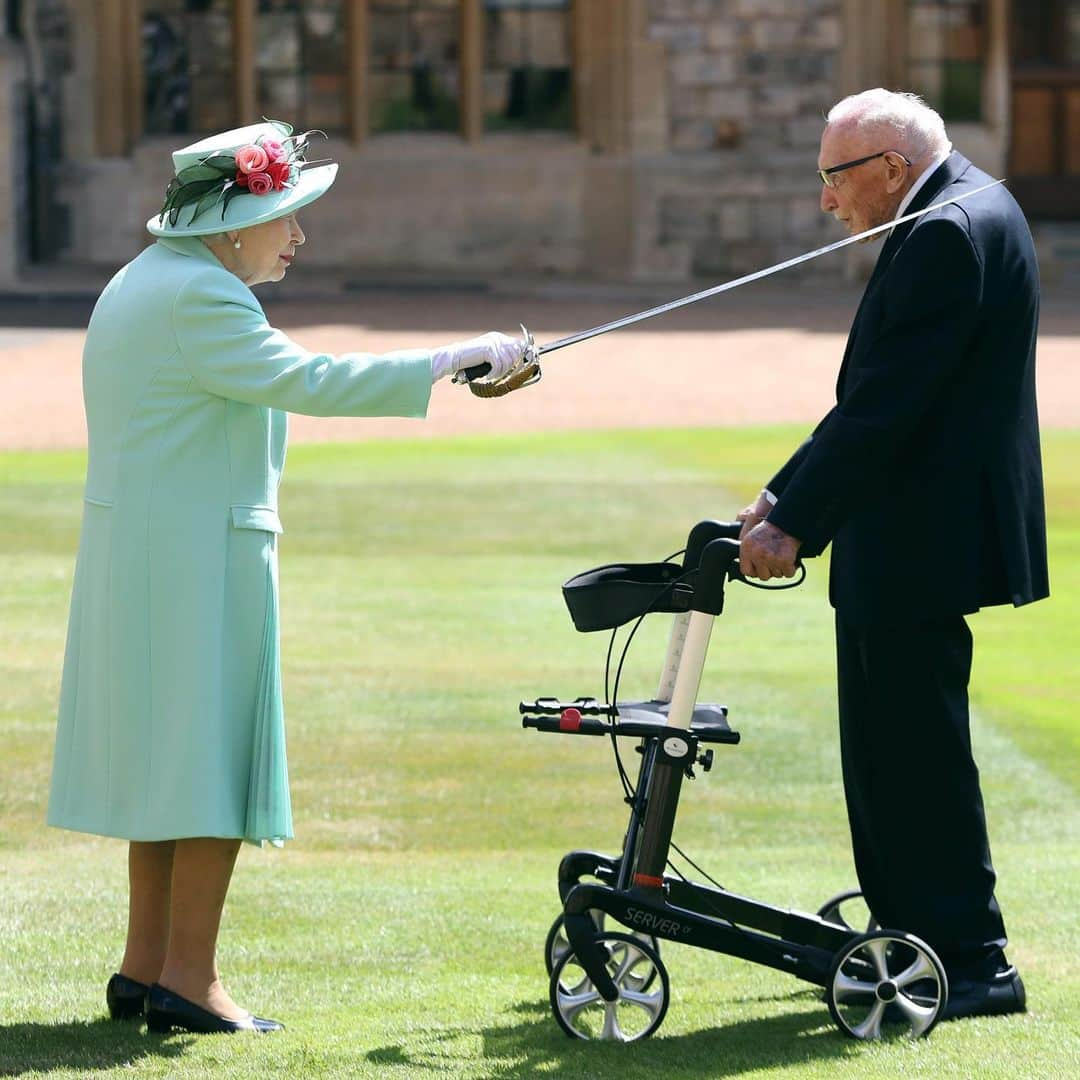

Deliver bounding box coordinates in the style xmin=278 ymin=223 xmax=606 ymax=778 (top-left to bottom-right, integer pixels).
xmin=47 ymin=121 xmax=523 ymax=1035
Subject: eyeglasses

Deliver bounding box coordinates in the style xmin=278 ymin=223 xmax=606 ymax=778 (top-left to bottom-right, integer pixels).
xmin=817 ymin=150 xmax=912 ymax=188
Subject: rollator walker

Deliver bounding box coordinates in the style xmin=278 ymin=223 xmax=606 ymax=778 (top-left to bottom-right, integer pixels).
xmin=520 ymin=521 xmax=950 ymax=1042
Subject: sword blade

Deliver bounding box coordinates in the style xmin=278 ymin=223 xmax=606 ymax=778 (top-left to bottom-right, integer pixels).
xmin=536 ymin=179 xmax=1005 ymax=356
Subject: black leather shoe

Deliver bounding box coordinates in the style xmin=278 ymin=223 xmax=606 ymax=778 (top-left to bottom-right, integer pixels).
xmin=941 ymin=967 xmax=1026 ymax=1021
xmin=146 ymin=983 xmax=283 ymax=1034
xmin=106 ymin=973 xmax=150 ymax=1020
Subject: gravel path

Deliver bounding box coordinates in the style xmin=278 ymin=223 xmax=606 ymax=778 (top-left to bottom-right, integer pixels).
xmin=1 ymin=283 xmax=1076 ymax=450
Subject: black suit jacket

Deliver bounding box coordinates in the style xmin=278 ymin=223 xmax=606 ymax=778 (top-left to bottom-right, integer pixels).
xmin=767 ymin=152 xmax=1049 ymax=623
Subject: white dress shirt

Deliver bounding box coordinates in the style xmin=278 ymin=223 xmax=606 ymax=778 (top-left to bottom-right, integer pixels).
xmin=894 ymin=147 xmax=952 ymax=221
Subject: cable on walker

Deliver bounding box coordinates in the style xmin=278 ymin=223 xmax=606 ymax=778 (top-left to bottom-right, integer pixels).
xmin=520 ymin=520 xmax=949 ymax=1043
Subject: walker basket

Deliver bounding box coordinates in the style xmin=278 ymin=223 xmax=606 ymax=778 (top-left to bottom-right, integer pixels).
xmin=561 ymin=562 xmax=691 ymax=632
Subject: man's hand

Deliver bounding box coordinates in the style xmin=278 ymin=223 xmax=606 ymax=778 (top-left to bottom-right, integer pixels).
xmin=737 ymin=490 xmax=775 ymax=539
xmin=740 ymin=520 xmax=801 ymax=580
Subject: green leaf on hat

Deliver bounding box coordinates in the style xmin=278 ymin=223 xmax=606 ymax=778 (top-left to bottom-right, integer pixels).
xmin=173 ymin=177 xmax=224 ymax=202
xmin=259 ymin=117 xmax=293 ymax=136
xmin=193 ymin=188 xmax=226 ymax=220
xmin=160 ymin=177 xmax=228 ymax=225
xmin=176 ymin=163 xmax=230 ymax=184
xmin=220 ymin=181 xmax=248 ymax=219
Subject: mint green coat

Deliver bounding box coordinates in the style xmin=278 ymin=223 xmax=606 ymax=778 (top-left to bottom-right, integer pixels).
xmin=47 ymin=236 xmax=433 ymax=844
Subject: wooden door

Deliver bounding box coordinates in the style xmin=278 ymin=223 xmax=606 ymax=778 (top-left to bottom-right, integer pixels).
xmin=1010 ymin=0 xmax=1080 ymax=217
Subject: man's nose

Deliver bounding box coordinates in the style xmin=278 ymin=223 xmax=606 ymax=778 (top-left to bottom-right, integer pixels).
xmin=820 ymin=183 xmax=838 ymax=213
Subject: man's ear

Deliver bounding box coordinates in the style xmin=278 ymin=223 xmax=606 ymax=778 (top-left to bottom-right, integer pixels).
xmin=885 ymin=153 xmax=910 ymax=195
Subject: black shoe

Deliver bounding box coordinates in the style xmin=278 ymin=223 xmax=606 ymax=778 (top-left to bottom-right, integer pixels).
xmin=146 ymin=983 xmax=284 ymax=1034
xmin=106 ymin=973 xmax=150 ymax=1020
xmin=941 ymin=967 xmax=1026 ymax=1021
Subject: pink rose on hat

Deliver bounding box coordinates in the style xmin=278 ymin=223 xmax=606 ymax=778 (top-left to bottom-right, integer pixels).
xmin=234 ymin=140 xmax=289 ymax=196
xmin=235 ymin=144 xmax=270 ymax=175
xmin=260 ymin=138 xmax=287 ymax=164
xmin=245 ymin=172 xmax=274 ymax=196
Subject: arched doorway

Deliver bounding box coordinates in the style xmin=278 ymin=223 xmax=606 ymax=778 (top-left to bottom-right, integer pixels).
xmin=1010 ymin=0 xmax=1080 ymax=218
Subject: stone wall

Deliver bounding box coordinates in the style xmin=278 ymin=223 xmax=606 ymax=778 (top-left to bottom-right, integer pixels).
xmin=642 ymin=0 xmax=844 ymax=277
xmin=649 ymin=0 xmax=841 ymax=154
xmin=3 ymin=0 xmax=871 ymax=284
xmin=113 ymin=132 xmax=590 ymax=277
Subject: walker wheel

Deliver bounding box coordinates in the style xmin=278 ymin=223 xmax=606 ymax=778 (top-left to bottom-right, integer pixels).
xmin=544 ymin=912 xmax=659 ymax=994
xmin=816 ymin=889 xmax=879 ymax=933
xmin=550 ymin=931 xmax=669 ymax=1042
xmin=826 ymin=930 xmax=948 ymax=1040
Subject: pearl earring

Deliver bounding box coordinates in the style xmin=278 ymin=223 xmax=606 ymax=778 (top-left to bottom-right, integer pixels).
xmin=233 ymin=239 xmax=241 ymax=250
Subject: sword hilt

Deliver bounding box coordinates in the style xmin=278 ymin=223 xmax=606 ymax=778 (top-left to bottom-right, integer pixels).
xmin=453 ymin=325 xmax=540 ymax=396
xmin=457 ymin=362 xmax=491 ymax=383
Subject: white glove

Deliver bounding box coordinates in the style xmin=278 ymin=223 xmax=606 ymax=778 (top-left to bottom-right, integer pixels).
xmin=430 ymin=331 xmax=524 ymax=383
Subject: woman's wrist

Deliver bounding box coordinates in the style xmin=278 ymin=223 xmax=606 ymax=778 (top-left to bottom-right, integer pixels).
xmin=430 ymin=347 xmax=455 ymax=383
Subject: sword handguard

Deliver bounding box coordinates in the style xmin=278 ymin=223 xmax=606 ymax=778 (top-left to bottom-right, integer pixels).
xmin=457 ymin=324 xmax=542 ymax=398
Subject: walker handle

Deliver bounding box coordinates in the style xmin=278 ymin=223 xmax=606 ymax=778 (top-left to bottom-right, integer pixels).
xmin=694 ymin=537 xmax=741 ymax=615
xmin=684 ymin=520 xmax=742 ymax=571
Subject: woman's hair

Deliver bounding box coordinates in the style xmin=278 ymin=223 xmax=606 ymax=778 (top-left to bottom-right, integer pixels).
xmin=827 ymin=89 xmax=952 ymax=162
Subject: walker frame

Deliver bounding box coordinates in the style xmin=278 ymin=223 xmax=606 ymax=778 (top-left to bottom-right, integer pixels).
xmin=521 ymin=521 xmax=949 ymax=1043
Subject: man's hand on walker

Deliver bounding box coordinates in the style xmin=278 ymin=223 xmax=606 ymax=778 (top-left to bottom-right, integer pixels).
xmin=740 ymin=521 xmax=801 ymax=581
xmin=736 ymin=490 xmax=775 ymax=539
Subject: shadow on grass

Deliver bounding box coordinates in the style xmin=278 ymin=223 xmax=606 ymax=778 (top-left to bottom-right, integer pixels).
xmin=0 ymin=1018 xmax=191 ymax=1077
xmin=367 ymin=994 xmax=856 ymax=1079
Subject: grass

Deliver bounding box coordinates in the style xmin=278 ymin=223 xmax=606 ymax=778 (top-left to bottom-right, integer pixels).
xmin=0 ymin=426 xmax=1077 ymax=1078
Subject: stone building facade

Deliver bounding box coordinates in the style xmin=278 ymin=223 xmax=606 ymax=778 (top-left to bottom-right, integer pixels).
xmin=0 ymin=0 xmax=1075 ymax=288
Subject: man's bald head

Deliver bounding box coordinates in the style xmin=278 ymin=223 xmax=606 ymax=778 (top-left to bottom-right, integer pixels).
xmin=826 ymin=89 xmax=952 ymax=166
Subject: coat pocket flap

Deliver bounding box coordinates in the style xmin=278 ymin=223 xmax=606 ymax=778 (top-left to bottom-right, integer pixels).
xmin=231 ymin=505 xmax=284 ymax=534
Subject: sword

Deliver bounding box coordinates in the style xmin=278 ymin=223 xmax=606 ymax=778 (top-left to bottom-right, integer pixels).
xmin=456 ymin=178 xmax=1004 ymax=393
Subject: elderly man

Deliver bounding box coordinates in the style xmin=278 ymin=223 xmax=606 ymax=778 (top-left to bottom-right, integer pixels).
xmin=738 ymin=89 xmax=1047 ymax=1021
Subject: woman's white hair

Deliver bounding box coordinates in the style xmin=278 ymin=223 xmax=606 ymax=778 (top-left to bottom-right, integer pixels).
xmin=827 ymin=89 xmax=952 ymax=162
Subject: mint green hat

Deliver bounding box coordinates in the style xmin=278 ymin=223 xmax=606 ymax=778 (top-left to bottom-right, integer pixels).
xmin=146 ymin=119 xmax=337 ymax=238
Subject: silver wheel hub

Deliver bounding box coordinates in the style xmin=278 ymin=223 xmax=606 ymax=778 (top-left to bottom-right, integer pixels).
xmin=828 ymin=932 xmax=947 ymax=1040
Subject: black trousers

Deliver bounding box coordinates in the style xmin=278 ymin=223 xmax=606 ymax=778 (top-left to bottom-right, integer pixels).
xmin=835 ymin=610 xmax=1008 ymax=979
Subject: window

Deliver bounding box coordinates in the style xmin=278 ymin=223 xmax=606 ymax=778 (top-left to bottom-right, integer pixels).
xmin=143 ymin=0 xmax=235 ymax=135
xmin=1013 ymin=0 xmax=1080 ymax=69
xmin=369 ymin=0 xmax=460 ymax=133
xmin=256 ymin=0 xmax=349 ymax=132
xmin=483 ymin=0 xmax=572 ymax=132
xmin=138 ymin=0 xmax=577 ymax=140
xmin=907 ymin=0 xmax=986 ymax=122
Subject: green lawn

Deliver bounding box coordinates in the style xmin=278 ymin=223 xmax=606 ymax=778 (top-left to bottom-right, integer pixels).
xmin=1 ymin=427 xmax=1077 ymax=1078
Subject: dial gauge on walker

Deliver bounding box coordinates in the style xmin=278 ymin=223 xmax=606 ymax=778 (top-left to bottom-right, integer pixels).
xmin=663 ymin=736 xmax=690 ymax=759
